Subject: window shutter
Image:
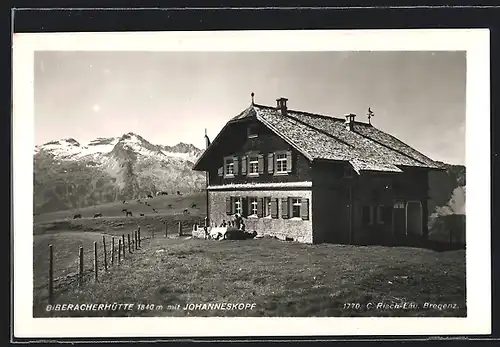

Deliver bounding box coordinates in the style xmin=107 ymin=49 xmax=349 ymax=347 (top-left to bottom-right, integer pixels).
xmin=268 ymin=153 xmax=274 ymax=173
xmin=233 ymin=156 xmax=239 ymax=175
xmin=223 ymin=157 xmax=227 ymax=176
xmin=218 ymin=167 xmax=223 ymax=177
xmin=271 ymin=198 xmax=278 ymax=218
xmin=300 ymin=198 xmax=309 ymax=220
xmin=241 ymin=156 xmax=247 ymax=175
xmin=242 ymin=197 xmax=249 ymax=218
xmin=226 ymin=197 xmax=232 ymax=215
xmin=281 ymin=198 xmax=289 ymax=219
xmin=286 ymin=151 xmax=293 ymax=173
xmin=258 ymin=154 xmax=264 ymax=174
xmin=257 ymin=198 xmax=264 ymax=217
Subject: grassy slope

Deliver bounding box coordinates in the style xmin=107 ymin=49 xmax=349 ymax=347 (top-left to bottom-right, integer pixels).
xmin=33 ymin=192 xmax=466 ymax=318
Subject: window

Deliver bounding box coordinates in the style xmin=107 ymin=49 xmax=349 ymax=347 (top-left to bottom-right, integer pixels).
xmin=225 ymin=158 xmax=234 ymax=176
xmin=250 ymin=197 xmax=258 ymax=216
xmin=291 ymin=198 xmax=301 ymax=218
xmin=377 ymin=205 xmax=393 ymax=224
xmin=234 ymin=197 xmax=242 ymax=215
xmin=276 ymin=153 xmax=288 ymax=173
xmin=247 ymin=124 xmax=258 ymax=138
xmin=249 ymin=155 xmax=259 ymax=175
xmin=264 ymin=197 xmax=272 ymax=217
xmin=362 ymin=205 xmax=374 ymax=225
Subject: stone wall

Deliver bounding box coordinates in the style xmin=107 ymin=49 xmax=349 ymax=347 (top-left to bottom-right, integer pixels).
xmin=208 ymin=189 xmax=313 ymax=243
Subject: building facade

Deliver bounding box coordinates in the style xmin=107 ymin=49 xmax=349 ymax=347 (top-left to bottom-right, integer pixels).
xmin=193 ymin=96 xmax=442 ymax=245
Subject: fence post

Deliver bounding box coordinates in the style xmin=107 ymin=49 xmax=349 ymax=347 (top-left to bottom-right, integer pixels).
xmin=118 ymin=239 xmax=122 ymax=264
xmin=79 ymin=246 xmax=83 ymax=286
xmin=178 ymin=221 xmax=182 ymax=237
xmin=111 ymin=237 xmax=115 ymax=266
xmin=94 ymin=241 xmax=98 ymax=282
xmin=138 ymin=227 xmax=141 ymax=247
xmin=152 ymin=227 xmax=155 ymax=239
xmin=103 ymin=236 xmax=108 ymax=272
xmin=165 ymin=222 xmax=168 ymax=238
xmin=48 ymin=244 xmax=53 ymax=305
xmin=122 ymin=234 xmax=126 ymax=259
xmin=134 ymin=229 xmax=138 ymax=250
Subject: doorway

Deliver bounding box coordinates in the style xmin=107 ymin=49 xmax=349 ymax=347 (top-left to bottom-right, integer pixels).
xmin=406 ymin=201 xmax=423 ymax=236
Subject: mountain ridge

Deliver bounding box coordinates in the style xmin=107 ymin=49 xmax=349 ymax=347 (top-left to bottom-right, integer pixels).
xmin=34 ymin=132 xmax=207 ymax=214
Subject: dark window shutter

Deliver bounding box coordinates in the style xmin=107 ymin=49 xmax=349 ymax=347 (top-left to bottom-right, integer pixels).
xmin=258 ymin=154 xmax=264 ymax=174
xmin=242 ymin=197 xmax=249 ymax=217
xmin=268 ymin=153 xmax=274 ymax=173
xmin=218 ymin=167 xmax=223 ymax=177
xmin=257 ymin=198 xmax=264 ymax=217
xmin=286 ymin=151 xmax=293 ymax=173
xmin=223 ymin=157 xmax=227 ymax=176
xmin=233 ymin=157 xmax=239 ymax=175
xmin=271 ymin=198 xmax=278 ymax=218
xmin=281 ymin=198 xmax=289 ymax=219
xmin=241 ymin=156 xmax=247 ymax=175
xmin=226 ymin=197 xmax=232 ymax=215
xmin=300 ymin=198 xmax=309 ymax=220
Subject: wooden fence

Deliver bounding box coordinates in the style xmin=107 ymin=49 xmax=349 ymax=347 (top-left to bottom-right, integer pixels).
xmin=46 ymin=220 xmax=203 ymax=304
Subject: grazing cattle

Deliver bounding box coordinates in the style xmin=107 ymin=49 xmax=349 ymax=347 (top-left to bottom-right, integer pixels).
xmin=122 ymin=208 xmax=128 ymax=213
xmin=152 ymin=208 xmax=158 ymax=213
xmin=126 ymin=211 xmax=133 ymax=217
xmin=93 ymin=213 xmax=102 ymax=218
xmin=177 ymin=191 xmax=182 ymax=196
xmin=167 ymin=204 xmax=173 ymax=208
xmin=183 ymin=208 xmax=189 ymax=214
xmin=140 ymin=213 xmax=145 ymax=216
xmin=73 ymin=214 xmax=82 ymax=219
xmin=137 ymin=199 xmax=141 ymax=203
xmin=147 ymin=194 xmax=153 ymax=199
xmin=161 ymin=191 xmax=168 ymax=195
xmin=122 ymin=200 xmax=126 ymax=204
xmin=191 ymin=204 xmax=197 ymax=208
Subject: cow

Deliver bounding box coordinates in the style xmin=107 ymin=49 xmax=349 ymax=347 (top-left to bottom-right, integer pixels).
xmin=73 ymin=214 xmax=82 ymax=219
xmin=161 ymin=191 xmax=168 ymax=195
xmin=126 ymin=211 xmax=133 ymax=217
xmin=140 ymin=213 xmax=145 ymax=216
xmin=191 ymin=203 xmax=197 ymax=209
xmin=147 ymin=194 xmax=153 ymax=199
xmin=167 ymin=204 xmax=173 ymax=208
xmin=93 ymin=213 xmax=102 ymax=218
xmin=137 ymin=199 xmax=141 ymax=203
xmin=176 ymin=191 xmax=182 ymax=196
xmin=183 ymin=208 xmax=189 ymax=214
xmin=122 ymin=200 xmax=126 ymax=204
xmin=152 ymin=208 xmax=158 ymax=213
xmin=122 ymin=208 xmax=128 ymax=213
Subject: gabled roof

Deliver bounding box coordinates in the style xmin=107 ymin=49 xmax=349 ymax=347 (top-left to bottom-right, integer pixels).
xmin=193 ymin=102 xmax=443 ymax=173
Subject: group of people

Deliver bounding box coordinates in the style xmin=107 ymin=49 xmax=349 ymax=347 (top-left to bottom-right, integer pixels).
xmin=219 ymin=213 xmax=246 ymax=231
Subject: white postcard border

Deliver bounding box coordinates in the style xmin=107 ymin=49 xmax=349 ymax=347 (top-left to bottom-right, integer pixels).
xmin=13 ymin=29 xmax=491 ymax=338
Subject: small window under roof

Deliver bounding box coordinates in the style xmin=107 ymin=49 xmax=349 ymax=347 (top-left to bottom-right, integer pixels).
xmin=247 ymin=123 xmax=259 ymax=138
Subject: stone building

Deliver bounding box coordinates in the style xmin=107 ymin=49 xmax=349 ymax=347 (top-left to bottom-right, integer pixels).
xmin=193 ymin=95 xmax=443 ymax=244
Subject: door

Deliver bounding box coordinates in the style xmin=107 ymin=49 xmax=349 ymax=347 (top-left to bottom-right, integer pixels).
xmin=406 ymin=201 xmax=423 ymax=237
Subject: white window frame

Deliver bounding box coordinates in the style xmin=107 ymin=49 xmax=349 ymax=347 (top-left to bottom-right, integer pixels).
xmin=291 ymin=198 xmax=301 ymax=219
xmin=276 ymin=153 xmax=288 ymax=174
xmin=264 ymin=197 xmax=272 ymax=217
xmin=248 ymin=155 xmax=259 ymax=176
xmin=225 ymin=158 xmax=235 ymax=178
xmin=234 ymin=197 xmax=243 ymax=215
xmin=250 ymin=197 xmax=258 ymax=217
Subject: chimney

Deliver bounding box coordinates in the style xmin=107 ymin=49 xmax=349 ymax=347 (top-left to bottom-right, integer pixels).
xmin=276 ymin=97 xmax=288 ymax=115
xmin=344 ymin=113 xmax=356 ymax=131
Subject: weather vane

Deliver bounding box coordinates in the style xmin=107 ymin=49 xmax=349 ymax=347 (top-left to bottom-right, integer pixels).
xmin=251 ymin=92 xmax=255 ymax=105
xmin=367 ymin=107 xmax=374 ymax=125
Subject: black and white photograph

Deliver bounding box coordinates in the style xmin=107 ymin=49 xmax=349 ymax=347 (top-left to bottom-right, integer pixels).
xmin=13 ymin=29 xmax=490 ymax=337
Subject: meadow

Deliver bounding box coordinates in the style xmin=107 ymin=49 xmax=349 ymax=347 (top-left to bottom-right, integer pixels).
xmin=33 ymin=193 xmax=466 ymax=317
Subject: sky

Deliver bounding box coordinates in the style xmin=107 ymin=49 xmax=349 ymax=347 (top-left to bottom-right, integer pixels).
xmin=34 ymin=51 xmax=466 ymax=165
